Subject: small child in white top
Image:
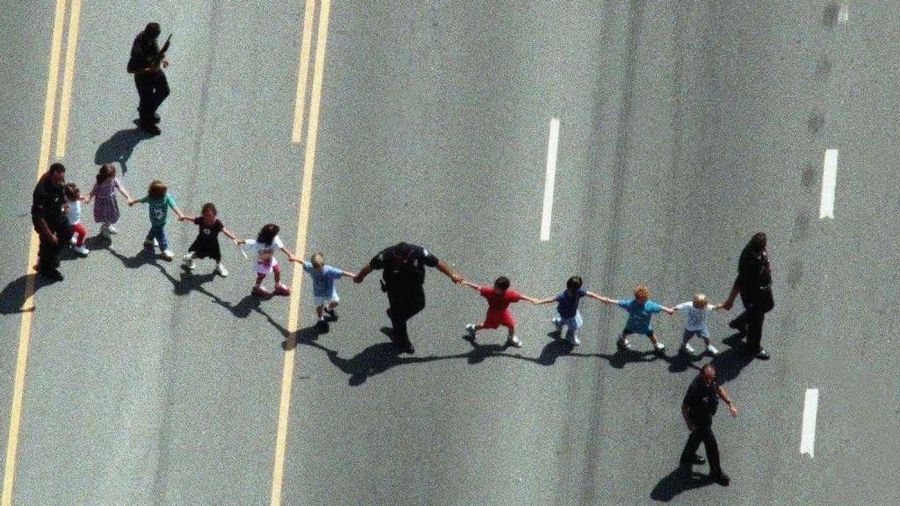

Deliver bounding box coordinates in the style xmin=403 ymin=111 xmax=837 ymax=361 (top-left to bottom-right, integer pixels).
xmin=675 ymin=293 xmax=724 ymax=355
xmin=64 ymin=183 xmax=89 ymax=256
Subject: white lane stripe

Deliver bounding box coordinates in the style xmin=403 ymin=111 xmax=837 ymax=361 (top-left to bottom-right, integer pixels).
xmin=819 ymin=149 xmax=838 ymax=219
xmin=540 ymin=117 xmax=560 ymax=241
xmin=800 ymin=388 xmax=819 ymax=458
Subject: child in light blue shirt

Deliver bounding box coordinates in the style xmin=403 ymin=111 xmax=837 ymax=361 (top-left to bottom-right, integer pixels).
xmin=597 ymin=284 xmax=674 ymax=352
xmin=295 ymin=252 xmax=355 ymax=324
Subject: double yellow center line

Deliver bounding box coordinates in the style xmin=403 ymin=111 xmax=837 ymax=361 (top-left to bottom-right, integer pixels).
xmin=2 ymin=0 xmax=81 ymax=504
xmin=272 ymin=0 xmax=332 ymax=504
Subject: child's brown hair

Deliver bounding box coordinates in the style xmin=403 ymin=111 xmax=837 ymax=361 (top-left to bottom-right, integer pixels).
xmin=201 ymin=202 xmax=217 ymax=215
xmin=148 ymin=180 xmax=168 ymax=199
xmin=311 ymin=252 xmax=324 ymax=270
xmin=64 ymin=183 xmax=80 ymax=201
xmin=95 ymin=163 xmax=115 ymax=185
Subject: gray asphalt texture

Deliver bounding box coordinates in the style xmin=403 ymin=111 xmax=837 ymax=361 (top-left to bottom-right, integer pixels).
xmin=1 ymin=1 xmax=898 ymax=505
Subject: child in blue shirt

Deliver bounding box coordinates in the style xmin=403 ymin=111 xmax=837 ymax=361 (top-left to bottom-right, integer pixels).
xmin=598 ymin=284 xmax=675 ymax=352
xmin=536 ymin=276 xmax=606 ymax=346
xmin=293 ymin=252 xmax=355 ymax=325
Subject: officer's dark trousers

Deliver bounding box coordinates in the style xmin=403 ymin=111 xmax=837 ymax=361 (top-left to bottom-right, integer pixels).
xmin=35 ymin=222 xmax=72 ymax=271
xmin=681 ymin=424 xmax=722 ymax=475
xmin=386 ymin=288 xmax=426 ymax=341
xmin=733 ymin=295 xmax=766 ymax=351
xmin=134 ymin=71 xmax=170 ymax=121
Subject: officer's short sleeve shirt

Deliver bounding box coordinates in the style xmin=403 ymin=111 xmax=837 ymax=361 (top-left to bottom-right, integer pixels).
xmin=683 ymin=375 xmax=719 ymax=425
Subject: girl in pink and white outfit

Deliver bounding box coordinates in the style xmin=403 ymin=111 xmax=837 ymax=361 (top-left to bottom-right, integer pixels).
xmin=238 ymin=224 xmax=298 ymax=297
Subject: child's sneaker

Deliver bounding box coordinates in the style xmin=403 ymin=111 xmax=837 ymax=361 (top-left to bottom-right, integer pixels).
xmin=106 ymin=225 xmax=118 ymax=234
xmin=73 ymin=245 xmax=89 ymax=256
xmin=252 ymin=285 xmax=272 ymax=297
xmin=182 ymin=253 xmax=196 ymax=270
xmin=680 ymin=342 xmax=695 ymax=354
xmin=215 ymin=263 xmax=228 ymax=277
xmin=617 ymin=335 xmax=632 ymax=350
xmin=567 ymin=334 xmax=581 ymax=346
xmin=705 ymin=343 xmax=719 ymax=356
xmin=506 ymin=335 xmax=523 ymax=348
xmin=654 ymin=341 xmax=666 ymax=353
xmin=464 ymin=323 xmax=476 ymax=339
xmin=273 ymin=283 xmax=291 ymax=296
xmin=70 ymin=235 xmax=78 ymax=245
xmin=551 ymin=317 xmax=563 ymax=331
xmin=100 ymin=227 xmax=111 ymax=238
xmin=160 ymin=249 xmax=174 ymax=261
xmin=144 ymin=238 xmax=158 ymax=248
xmin=324 ymin=307 xmax=336 ymax=319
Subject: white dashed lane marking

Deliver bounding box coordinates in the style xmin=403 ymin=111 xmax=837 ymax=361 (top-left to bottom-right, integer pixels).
xmin=800 ymin=388 xmax=819 ymax=458
xmin=540 ymin=117 xmax=560 ymax=241
xmin=819 ymin=149 xmax=838 ymax=219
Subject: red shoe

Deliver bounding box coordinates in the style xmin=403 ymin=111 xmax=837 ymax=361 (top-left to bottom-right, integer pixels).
xmin=252 ymin=286 xmax=272 ymax=297
xmin=273 ymin=283 xmax=291 ymax=296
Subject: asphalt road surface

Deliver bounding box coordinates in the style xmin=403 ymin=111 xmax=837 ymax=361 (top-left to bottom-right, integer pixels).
xmin=1 ymin=1 xmax=897 ymax=505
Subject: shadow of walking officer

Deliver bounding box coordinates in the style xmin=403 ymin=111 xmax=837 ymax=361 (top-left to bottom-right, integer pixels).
xmin=94 ymin=128 xmax=151 ymax=174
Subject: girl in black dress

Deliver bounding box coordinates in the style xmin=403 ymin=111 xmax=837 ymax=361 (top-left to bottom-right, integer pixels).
xmin=178 ymin=203 xmax=240 ymax=277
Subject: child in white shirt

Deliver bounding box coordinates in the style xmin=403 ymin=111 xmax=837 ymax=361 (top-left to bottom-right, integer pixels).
xmin=675 ymin=293 xmax=723 ymax=355
xmin=238 ymin=223 xmax=298 ymax=297
xmin=64 ymin=183 xmax=89 ymax=256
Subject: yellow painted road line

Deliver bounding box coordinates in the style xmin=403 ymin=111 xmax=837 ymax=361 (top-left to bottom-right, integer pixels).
xmin=2 ymin=0 xmax=68 ymax=504
xmin=55 ymin=0 xmax=82 ymax=159
xmin=270 ymin=0 xmax=332 ymax=504
xmin=290 ymin=0 xmax=317 ymax=143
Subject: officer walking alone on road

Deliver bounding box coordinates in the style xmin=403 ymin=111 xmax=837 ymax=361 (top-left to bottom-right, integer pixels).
xmin=722 ymin=232 xmax=774 ymax=360
xmin=127 ymin=22 xmax=170 ymax=135
xmin=680 ymin=363 xmax=737 ymax=486
xmin=353 ymin=242 xmax=463 ymax=354
xmin=31 ymin=163 xmax=73 ymax=281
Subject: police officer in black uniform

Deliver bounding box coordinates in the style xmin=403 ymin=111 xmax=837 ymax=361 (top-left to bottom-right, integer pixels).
xmin=723 ymin=232 xmax=774 ymax=360
xmin=353 ymin=242 xmax=463 ymax=353
xmin=680 ymin=363 xmax=738 ymax=486
xmin=31 ymin=163 xmax=73 ymax=281
xmin=127 ymin=22 xmax=170 ymax=135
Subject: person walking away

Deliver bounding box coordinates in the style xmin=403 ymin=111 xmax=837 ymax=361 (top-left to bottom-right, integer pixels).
xmin=127 ymin=22 xmax=170 ymax=135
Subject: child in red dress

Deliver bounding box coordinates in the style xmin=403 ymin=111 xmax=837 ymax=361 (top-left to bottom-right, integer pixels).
xmin=462 ymin=276 xmax=538 ymax=348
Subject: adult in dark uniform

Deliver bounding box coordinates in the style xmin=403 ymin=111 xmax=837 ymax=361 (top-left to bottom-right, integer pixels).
xmin=127 ymin=22 xmax=170 ymax=135
xmin=353 ymin=242 xmax=463 ymax=353
xmin=722 ymin=232 xmax=774 ymax=360
xmin=31 ymin=163 xmax=73 ymax=281
xmin=680 ymin=363 xmax=737 ymax=486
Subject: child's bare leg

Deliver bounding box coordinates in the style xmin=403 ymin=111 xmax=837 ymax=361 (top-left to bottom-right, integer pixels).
xmin=254 ymin=273 xmax=265 ymax=288
xmin=507 ymin=325 xmax=515 ymax=339
xmin=273 ymin=268 xmax=281 ymax=285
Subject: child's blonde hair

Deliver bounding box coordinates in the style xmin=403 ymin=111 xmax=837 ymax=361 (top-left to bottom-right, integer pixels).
xmin=634 ymin=284 xmax=650 ymax=300
xmin=148 ymin=180 xmax=168 ymax=199
xmin=311 ymin=252 xmax=324 ymax=270
xmin=692 ymin=293 xmax=708 ymax=308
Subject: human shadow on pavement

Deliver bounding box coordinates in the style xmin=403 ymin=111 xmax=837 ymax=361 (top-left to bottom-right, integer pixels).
xmin=0 ymin=274 xmax=53 ymax=314
xmin=94 ymin=128 xmax=151 ymax=174
xmin=650 ymin=466 xmax=713 ymax=502
xmin=710 ymin=333 xmax=755 ymax=384
xmin=294 ymin=327 xmax=472 ymax=386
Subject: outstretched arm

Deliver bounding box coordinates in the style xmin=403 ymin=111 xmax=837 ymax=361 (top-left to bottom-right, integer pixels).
xmin=353 ymin=263 xmax=373 ymax=283
xmin=520 ymin=294 xmax=540 ymax=304
xmin=595 ymin=295 xmax=618 ymax=305
xmin=178 ymin=214 xmax=195 ymax=222
xmin=436 ymin=260 xmax=463 ymax=284
xmin=280 ymin=247 xmax=298 ymax=263
xmin=461 ymin=280 xmax=481 ymax=291
xmin=661 ymin=306 xmax=676 ymax=315
xmin=221 ymin=228 xmax=240 ymax=243
xmin=341 ymin=270 xmax=356 ymax=278
xmin=534 ymin=296 xmax=557 ymax=305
